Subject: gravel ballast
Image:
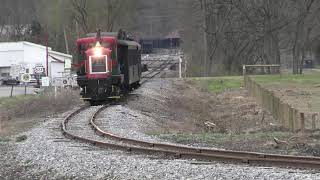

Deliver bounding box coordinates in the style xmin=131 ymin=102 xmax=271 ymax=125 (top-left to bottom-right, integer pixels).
xmin=1 ymin=121 xmax=319 ymax=180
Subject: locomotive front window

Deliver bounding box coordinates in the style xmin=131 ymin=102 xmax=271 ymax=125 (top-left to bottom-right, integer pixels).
xmin=89 ymin=55 xmax=108 ymax=74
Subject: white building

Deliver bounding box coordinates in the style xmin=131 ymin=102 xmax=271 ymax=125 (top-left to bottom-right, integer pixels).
xmin=0 ymin=41 xmax=72 ymax=79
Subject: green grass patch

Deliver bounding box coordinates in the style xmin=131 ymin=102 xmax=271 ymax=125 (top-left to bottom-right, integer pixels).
xmin=149 ymin=132 xmax=291 ymax=144
xmin=252 ymin=71 xmax=320 ymax=86
xmin=191 ymin=76 xmax=243 ymax=93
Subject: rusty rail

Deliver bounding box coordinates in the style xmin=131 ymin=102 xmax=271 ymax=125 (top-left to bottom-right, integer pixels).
xmin=140 ymin=60 xmax=175 ymax=85
xmin=61 ymin=105 xmax=320 ymax=169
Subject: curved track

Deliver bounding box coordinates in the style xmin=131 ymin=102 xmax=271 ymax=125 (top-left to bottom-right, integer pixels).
xmin=62 ymin=105 xmax=320 ymax=169
xmin=61 ymin=55 xmax=320 ymax=169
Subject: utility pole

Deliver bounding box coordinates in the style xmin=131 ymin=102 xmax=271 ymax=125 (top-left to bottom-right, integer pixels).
xmin=45 ymin=32 xmax=49 ymax=77
xmin=184 ymin=58 xmax=187 ymax=78
xmin=63 ymin=27 xmax=70 ymax=54
xmin=202 ymin=0 xmax=208 ymax=77
xmin=76 ymin=21 xmax=80 ymax=39
xmin=179 ymin=56 xmax=182 ymax=78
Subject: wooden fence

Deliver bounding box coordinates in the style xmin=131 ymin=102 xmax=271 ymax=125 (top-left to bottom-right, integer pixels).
xmin=244 ymin=75 xmax=318 ymax=132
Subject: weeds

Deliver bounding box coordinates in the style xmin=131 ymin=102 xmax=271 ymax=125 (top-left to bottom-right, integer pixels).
xmin=16 ymin=135 xmax=27 ymax=142
xmin=0 ymin=88 xmax=83 ymax=121
xmin=0 ymin=137 xmax=10 ymax=142
xmin=150 ymin=131 xmax=292 ymax=145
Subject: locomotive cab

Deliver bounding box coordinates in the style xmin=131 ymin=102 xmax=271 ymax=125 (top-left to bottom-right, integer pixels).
xmin=85 ymin=42 xmax=112 ymax=79
xmin=75 ymin=30 xmax=141 ymax=105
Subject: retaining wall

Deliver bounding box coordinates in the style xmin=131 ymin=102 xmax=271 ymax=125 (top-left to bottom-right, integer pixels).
xmin=244 ymin=76 xmax=319 ymax=131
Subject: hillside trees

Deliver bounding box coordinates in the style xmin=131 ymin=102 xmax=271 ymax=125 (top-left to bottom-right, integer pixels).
xmin=0 ymin=0 xmax=139 ymax=54
xmin=0 ymin=0 xmax=36 ymax=41
xmin=288 ymin=0 xmax=320 ymax=74
xmin=35 ymin=0 xmax=138 ymax=53
xmin=1 ymin=0 xmax=320 ymax=76
xmin=179 ymin=0 xmax=320 ymax=75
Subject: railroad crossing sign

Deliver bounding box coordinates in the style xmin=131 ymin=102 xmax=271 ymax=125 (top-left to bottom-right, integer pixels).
xmin=64 ymin=59 xmax=72 ymax=69
xmin=21 ymin=73 xmax=31 ymax=83
xmin=34 ymin=65 xmax=45 ymax=74
xmin=41 ymin=77 xmax=50 ymax=87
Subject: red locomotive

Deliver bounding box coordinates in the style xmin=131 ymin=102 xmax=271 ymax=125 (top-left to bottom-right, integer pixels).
xmin=75 ymin=30 xmax=142 ymax=105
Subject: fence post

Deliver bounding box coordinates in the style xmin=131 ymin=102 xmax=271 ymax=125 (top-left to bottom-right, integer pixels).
xmin=293 ymin=109 xmax=298 ymax=131
xmin=289 ymin=107 xmax=294 ymax=131
xmin=10 ymin=85 xmax=14 ymax=97
xmin=312 ymin=113 xmax=317 ymax=130
xmin=243 ymin=65 xmax=247 ymax=88
xmin=243 ymin=65 xmax=246 ymax=77
xmin=179 ymin=57 xmax=182 ymax=78
xmin=280 ymin=101 xmax=284 ymax=127
xmin=300 ymin=113 xmax=305 ymax=132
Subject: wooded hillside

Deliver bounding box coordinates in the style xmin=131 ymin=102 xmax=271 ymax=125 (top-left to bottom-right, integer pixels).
xmin=1 ymin=0 xmax=320 ymax=76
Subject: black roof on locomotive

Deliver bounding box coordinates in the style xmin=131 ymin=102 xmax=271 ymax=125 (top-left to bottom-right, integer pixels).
xmin=86 ymin=32 xmax=118 ymax=38
xmin=86 ymin=30 xmax=140 ymax=50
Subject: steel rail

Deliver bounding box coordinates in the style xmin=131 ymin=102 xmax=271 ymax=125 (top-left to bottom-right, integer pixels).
xmin=62 ymin=106 xmax=267 ymax=164
xmin=141 ymin=60 xmax=173 ymax=78
xmin=141 ymin=60 xmax=175 ymax=85
xmin=91 ymin=106 xmax=320 ymax=168
xmin=61 ymin=105 xmax=320 ymax=169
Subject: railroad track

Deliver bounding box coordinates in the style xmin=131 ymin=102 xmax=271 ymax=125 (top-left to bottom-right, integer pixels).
xmin=62 ymin=105 xmax=320 ymax=169
xmin=140 ymin=59 xmax=176 ymax=84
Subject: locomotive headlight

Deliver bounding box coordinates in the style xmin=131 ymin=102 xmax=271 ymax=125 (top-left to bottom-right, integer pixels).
xmin=94 ymin=47 xmax=102 ymax=56
xmin=94 ymin=41 xmax=103 ymax=56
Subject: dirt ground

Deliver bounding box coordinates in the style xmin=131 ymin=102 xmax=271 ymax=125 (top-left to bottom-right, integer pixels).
xmin=127 ymin=78 xmax=320 ymax=156
xmin=253 ymin=71 xmax=320 ymax=113
xmin=0 ymin=89 xmax=83 ymax=138
xmin=268 ymin=84 xmax=320 ymax=113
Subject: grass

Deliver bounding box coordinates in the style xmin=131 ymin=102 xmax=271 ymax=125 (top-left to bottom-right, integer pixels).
xmin=0 ymin=89 xmax=83 ymax=137
xmin=15 ymin=135 xmax=27 ymax=142
xmin=0 ymin=88 xmax=83 ymax=119
xmin=191 ymin=76 xmax=243 ymax=93
xmin=252 ymin=71 xmax=320 ymax=86
xmin=0 ymin=137 xmax=11 ymax=142
xmin=0 ymin=95 xmax=39 ymax=108
xmin=149 ymin=131 xmax=292 ymax=145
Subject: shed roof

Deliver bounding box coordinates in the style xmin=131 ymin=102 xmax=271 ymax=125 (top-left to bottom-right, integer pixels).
xmin=0 ymin=41 xmax=71 ymax=58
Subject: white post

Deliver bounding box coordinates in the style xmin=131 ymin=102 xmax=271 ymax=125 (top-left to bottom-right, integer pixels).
xmin=54 ymin=85 xmax=57 ymax=99
xmin=179 ymin=57 xmax=182 ymax=78
xmin=184 ymin=59 xmax=187 ymax=78
xmin=242 ymin=65 xmax=246 ymax=77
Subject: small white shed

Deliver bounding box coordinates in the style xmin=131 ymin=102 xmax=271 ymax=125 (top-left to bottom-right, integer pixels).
xmin=0 ymin=41 xmax=72 ymax=79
